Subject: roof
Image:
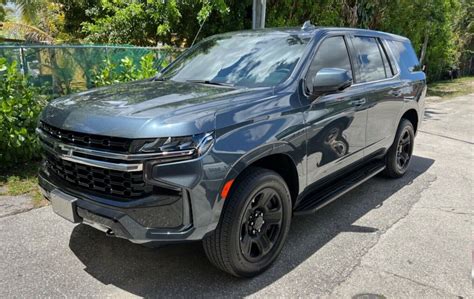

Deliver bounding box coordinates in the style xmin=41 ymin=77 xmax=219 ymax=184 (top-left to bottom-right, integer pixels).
xmin=316 ymin=26 xmax=409 ymax=41
xmin=216 ymin=26 xmax=409 ymax=42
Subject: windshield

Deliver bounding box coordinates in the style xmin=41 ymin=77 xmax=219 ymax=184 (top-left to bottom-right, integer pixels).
xmin=160 ymin=32 xmax=311 ymax=88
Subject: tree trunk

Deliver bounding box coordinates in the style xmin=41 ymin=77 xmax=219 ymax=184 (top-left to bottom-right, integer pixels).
xmin=342 ymin=1 xmax=359 ymax=27
xmin=419 ymin=30 xmax=429 ymax=65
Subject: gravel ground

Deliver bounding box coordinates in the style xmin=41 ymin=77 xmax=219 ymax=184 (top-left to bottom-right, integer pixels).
xmin=0 ymin=93 xmax=472 ymax=298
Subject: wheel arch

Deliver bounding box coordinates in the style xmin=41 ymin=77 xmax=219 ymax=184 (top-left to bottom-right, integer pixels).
xmin=401 ymin=109 xmax=419 ymax=133
xmin=250 ymin=154 xmax=299 ymax=206
xmin=225 ymin=144 xmax=301 ymax=207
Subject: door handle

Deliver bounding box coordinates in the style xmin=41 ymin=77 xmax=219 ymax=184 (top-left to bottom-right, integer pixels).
xmin=350 ymin=98 xmax=366 ymax=107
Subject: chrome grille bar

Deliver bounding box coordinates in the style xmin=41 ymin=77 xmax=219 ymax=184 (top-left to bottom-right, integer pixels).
xmin=36 ymin=128 xmax=195 ymax=172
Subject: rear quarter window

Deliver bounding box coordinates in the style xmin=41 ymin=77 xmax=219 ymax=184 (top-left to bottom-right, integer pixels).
xmin=387 ymin=40 xmax=421 ymax=74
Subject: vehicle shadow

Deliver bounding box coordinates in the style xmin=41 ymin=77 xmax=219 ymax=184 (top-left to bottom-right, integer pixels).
xmin=69 ymin=155 xmax=434 ymax=297
xmin=424 ymin=108 xmax=446 ymax=121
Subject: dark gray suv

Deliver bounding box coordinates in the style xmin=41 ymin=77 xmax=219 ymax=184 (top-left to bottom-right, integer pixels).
xmin=37 ymin=24 xmax=426 ymax=277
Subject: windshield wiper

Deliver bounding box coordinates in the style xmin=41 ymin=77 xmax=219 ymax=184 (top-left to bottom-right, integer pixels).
xmin=186 ymin=79 xmax=234 ymax=87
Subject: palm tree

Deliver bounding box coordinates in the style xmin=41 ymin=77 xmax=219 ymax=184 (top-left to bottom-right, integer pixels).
xmin=11 ymin=0 xmax=48 ymax=24
xmin=0 ymin=21 xmax=53 ymax=43
xmin=0 ymin=0 xmax=57 ymax=43
xmin=0 ymin=0 xmax=8 ymax=22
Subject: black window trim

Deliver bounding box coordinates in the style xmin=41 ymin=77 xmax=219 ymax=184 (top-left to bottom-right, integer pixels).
xmin=378 ymin=38 xmax=400 ymax=76
xmin=376 ymin=38 xmax=390 ymax=78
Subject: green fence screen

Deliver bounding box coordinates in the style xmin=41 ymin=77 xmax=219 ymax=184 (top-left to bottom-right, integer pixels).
xmin=0 ymin=44 xmax=179 ymax=97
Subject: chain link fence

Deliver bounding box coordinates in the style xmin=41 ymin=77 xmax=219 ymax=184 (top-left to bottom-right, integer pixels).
xmin=0 ymin=44 xmax=180 ymax=97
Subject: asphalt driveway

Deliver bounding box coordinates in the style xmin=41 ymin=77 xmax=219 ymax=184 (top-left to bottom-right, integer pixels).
xmin=0 ymin=94 xmax=472 ymax=298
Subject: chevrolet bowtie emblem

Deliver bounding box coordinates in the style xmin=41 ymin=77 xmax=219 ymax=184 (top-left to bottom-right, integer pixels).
xmin=56 ymin=144 xmax=73 ymax=157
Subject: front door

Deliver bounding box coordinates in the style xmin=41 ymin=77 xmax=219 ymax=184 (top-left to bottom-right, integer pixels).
xmin=301 ymin=35 xmax=369 ymax=186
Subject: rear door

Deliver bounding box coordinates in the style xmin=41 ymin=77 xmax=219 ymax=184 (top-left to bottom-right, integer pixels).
xmin=302 ymin=35 xmax=369 ymax=184
xmin=349 ymin=35 xmax=405 ymax=155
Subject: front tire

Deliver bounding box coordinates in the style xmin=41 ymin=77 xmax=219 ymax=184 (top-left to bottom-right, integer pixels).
xmin=383 ymin=118 xmax=415 ymax=178
xmin=203 ymin=167 xmax=292 ymax=277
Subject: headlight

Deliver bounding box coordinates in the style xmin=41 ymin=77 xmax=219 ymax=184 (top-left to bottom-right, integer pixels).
xmin=131 ymin=132 xmax=214 ymax=162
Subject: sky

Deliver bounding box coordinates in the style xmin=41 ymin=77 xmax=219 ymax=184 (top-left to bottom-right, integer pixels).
xmin=5 ymin=1 xmax=21 ymax=22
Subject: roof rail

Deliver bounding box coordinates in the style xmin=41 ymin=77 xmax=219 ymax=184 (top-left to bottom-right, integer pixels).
xmin=301 ymin=21 xmax=316 ymax=30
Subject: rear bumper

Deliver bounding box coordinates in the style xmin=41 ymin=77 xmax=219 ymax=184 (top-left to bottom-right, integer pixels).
xmin=39 ymin=172 xmax=211 ymax=245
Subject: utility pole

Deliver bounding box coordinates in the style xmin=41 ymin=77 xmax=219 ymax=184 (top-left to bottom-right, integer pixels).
xmin=252 ymin=0 xmax=266 ymax=29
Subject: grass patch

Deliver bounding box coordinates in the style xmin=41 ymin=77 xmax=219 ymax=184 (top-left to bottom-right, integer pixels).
xmin=0 ymin=161 xmax=48 ymax=208
xmin=32 ymin=189 xmax=48 ymax=208
xmin=427 ymin=76 xmax=474 ymax=98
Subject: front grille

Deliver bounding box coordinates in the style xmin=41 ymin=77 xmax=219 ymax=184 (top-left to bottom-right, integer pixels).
xmin=44 ymin=152 xmax=153 ymax=199
xmin=40 ymin=121 xmax=132 ymax=153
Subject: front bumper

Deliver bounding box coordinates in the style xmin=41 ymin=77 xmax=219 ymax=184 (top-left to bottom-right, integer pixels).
xmin=39 ymin=172 xmax=209 ymax=245
xmin=36 ymin=123 xmax=234 ymax=245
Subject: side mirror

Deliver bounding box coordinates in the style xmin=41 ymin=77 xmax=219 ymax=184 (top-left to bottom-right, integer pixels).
xmin=309 ymin=68 xmax=353 ymax=97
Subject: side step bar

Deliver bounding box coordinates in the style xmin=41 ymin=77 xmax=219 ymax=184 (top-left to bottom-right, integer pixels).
xmin=294 ymin=161 xmax=386 ymax=215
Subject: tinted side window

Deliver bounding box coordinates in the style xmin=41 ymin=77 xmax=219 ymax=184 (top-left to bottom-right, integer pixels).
xmin=353 ymin=36 xmax=386 ymax=82
xmin=388 ymin=40 xmax=421 ymax=73
xmin=306 ymin=36 xmax=352 ymax=82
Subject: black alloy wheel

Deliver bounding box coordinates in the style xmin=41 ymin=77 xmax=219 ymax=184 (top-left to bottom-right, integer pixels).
xmin=203 ymin=167 xmax=292 ymax=277
xmin=383 ymin=118 xmax=415 ymax=178
xmin=239 ymin=187 xmax=283 ymax=262
xmin=396 ymin=127 xmax=412 ymax=171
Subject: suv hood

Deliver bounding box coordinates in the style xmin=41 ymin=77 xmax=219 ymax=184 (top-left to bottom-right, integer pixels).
xmin=41 ymin=80 xmax=269 ymax=138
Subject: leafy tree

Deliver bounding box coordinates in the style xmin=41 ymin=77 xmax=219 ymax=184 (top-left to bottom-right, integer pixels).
xmin=92 ymin=53 xmax=160 ymax=86
xmin=381 ymin=0 xmax=461 ymax=80
xmin=265 ymin=0 xmax=343 ymax=27
xmin=10 ymin=0 xmax=44 ymax=24
xmin=0 ymin=0 xmax=7 ymax=22
xmin=55 ymin=0 xmax=99 ymax=39
xmin=0 ymin=58 xmax=48 ymax=168
xmin=264 ymin=0 xmax=466 ymax=81
xmin=454 ymin=0 xmax=473 ymax=75
xmin=2 ymin=0 xmax=70 ymax=42
xmin=0 ymin=21 xmax=54 ymax=43
xmin=1 ymin=0 xmax=470 ymax=81
xmin=82 ymin=0 xmax=229 ymax=46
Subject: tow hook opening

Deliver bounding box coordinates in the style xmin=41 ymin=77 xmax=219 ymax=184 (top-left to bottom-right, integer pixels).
xmin=82 ymin=218 xmax=112 ymax=235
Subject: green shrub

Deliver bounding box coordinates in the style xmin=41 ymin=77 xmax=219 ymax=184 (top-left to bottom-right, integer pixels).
xmin=0 ymin=58 xmax=48 ymax=170
xmin=92 ymin=53 xmax=159 ymax=87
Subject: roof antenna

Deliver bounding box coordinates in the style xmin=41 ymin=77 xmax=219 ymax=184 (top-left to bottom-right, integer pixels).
xmin=191 ymin=18 xmax=206 ymax=47
xmin=191 ymin=2 xmax=211 ymax=47
xmin=301 ymin=20 xmax=315 ymax=30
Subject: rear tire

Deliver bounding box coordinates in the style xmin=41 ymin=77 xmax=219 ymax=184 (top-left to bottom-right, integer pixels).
xmin=203 ymin=167 xmax=292 ymax=277
xmin=383 ymin=118 xmax=415 ymax=178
